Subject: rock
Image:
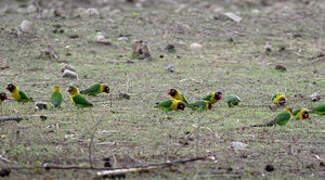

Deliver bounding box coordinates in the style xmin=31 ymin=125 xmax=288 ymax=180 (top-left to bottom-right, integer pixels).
xmin=165 ymin=44 xmax=176 ymax=53
xmin=20 ymin=20 xmax=34 ymax=34
xmin=119 ymin=92 xmax=130 ymax=100
xmin=62 ymin=69 xmax=78 ymax=79
xmin=40 ymin=115 xmax=47 ymax=121
xmin=118 ymin=37 xmax=129 ymax=41
xmin=69 ymin=34 xmax=79 ymax=39
xmin=190 ymin=43 xmax=202 ymax=50
xmin=132 ymin=40 xmax=151 ymax=60
xmin=0 ymin=168 xmax=11 ymax=177
xmin=166 ymin=65 xmax=175 ymax=73
xmin=264 ymin=42 xmax=272 ymax=53
xmin=310 ymin=92 xmax=320 ymax=102
xmin=35 ymin=102 xmax=48 ymax=110
xmin=61 ymin=64 xmax=76 ymax=73
xmin=87 ymin=8 xmax=100 ymax=16
xmin=96 ymin=32 xmax=111 ymax=45
xmin=224 ymin=12 xmax=242 ymax=23
xmin=275 ymin=64 xmax=287 ymax=72
xmin=265 ymin=164 xmax=274 ymax=172
xmin=230 ymin=141 xmax=247 ymax=151
xmin=40 ymin=45 xmax=59 ymax=60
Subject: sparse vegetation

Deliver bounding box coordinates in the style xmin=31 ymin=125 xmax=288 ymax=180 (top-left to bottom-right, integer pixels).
xmin=0 ymin=0 xmax=324 ymax=179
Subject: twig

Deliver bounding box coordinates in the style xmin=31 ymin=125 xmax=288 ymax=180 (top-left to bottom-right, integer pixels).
xmin=96 ymin=156 xmax=208 ymax=177
xmin=0 ymin=116 xmax=23 ymax=122
xmin=88 ymin=114 xmax=104 ymax=168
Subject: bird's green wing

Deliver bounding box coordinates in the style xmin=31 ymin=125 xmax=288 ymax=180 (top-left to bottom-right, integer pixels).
xmin=18 ymin=91 xmax=32 ymax=102
xmin=80 ymin=84 xmax=101 ymax=96
xmin=274 ymin=111 xmax=291 ymax=126
xmin=312 ymin=104 xmax=325 ymax=115
xmin=292 ymin=109 xmax=301 ymax=116
xmin=73 ymin=95 xmax=93 ymax=108
xmin=188 ymin=101 xmax=206 ymax=111
xmin=51 ymin=92 xmax=63 ymax=108
xmin=181 ymin=95 xmax=188 ymax=105
xmin=202 ymin=94 xmax=212 ymax=102
xmin=155 ymin=100 xmax=173 ymax=111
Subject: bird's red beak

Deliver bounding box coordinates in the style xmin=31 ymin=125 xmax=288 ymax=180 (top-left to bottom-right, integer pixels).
xmin=168 ymin=90 xmax=171 ymax=95
xmin=219 ymin=95 xmax=222 ymax=99
xmin=4 ymin=95 xmax=7 ymax=100
xmin=5 ymin=85 xmax=9 ymax=90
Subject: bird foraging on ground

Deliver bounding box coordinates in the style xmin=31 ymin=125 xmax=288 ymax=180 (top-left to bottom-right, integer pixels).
xmin=272 ymin=93 xmax=286 ymax=107
xmin=80 ymin=83 xmax=110 ymax=96
xmin=251 ymin=108 xmax=293 ymax=127
xmin=67 ymin=86 xmax=93 ymax=108
xmin=309 ymin=104 xmax=325 ymax=115
xmin=292 ymin=108 xmax=309 ymax=120
xmin=154 ymin=99 xmax=185 ymax=112
xmin=50 ymin=85 xmax=63 ymax=108
xmin=226 ymin=95 xmax=241 ymax=107
xmin=5 ymin=84 xmax=33 ymax=102
xmin=0 ymin=92 xmax=7 ymax=104
xmin=188 ymin=100 xmax=212 ymax=112
xmin=202 ymin=92 xmax=222 ymax=104
xmin=168 ymin=89 xmax=188 ymax=105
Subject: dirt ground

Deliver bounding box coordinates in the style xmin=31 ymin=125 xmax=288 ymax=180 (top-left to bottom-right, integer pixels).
xmin=0 ymin=0 xmax=324 ymax=179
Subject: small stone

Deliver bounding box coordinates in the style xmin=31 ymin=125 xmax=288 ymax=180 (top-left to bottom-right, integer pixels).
xmin=69 ymin=34 xmax=79 ymax=39
xmin=87 ymin=8 xmax=99 ymax=16
xmin=40 ymin=115 xmax=47 ymax=121
xmin=119 ymin=92 xmax=130 ymax=100
xmin=165 ymin=44 xmax=176 ymax=53
xmin=20 ymin=20 xmax=34 ymax=34
xmin=310 ymin=92 xmax=320 ymax=102
xmin=166 ymin=65 xmax=175 ymax=73
xmin=230 ymin=141 xmax=247 ymax=151
xmin=265 ymin=164 xmax=274 ymax=172
xmin=118 ymin=37 xmax=129 ymax=41
xmin=35 ymin=102 xmax=48 ymax=110
xmin=159 ymin=55 xmax=164 ymax=58
xmin=61 ymin=63 xmax=76 ymax=73
xmin=62 ymin=69 xmax=78 ymax=79
xmin=224 ymin=12 xmax=242 ymax=23
xmin=96 ymin=33 xmax=111 ymax=45
xmin=132 ymin=40 xmax=151 ymax=60
xmin=320 ymin=161 xmax=325 ymax=167
xmin=190 ymin=43 xmax=202 ymax=50
xmin=264 ymin=42 xmax=272 ymax=53
xmin=126 ymin=59 xmax=134 ymax=63
xmin=275 ymin=64 xmax=287 ymax=72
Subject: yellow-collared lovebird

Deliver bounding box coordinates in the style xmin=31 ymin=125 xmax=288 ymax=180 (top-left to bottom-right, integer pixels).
xmin=226 ymin=95 xmax=241 ymax=108
xmin=292 ymin=108 xmax=309 ymax=120
xmin=50 ymin=85 xmax=63 ymax=108
xmin=0 ymin=92 xmax=7 ymax=104
xmin=252 ymin=108 xmax=293 ymax=127
xmin=202 ymin=92 xmax=222 ymax=104
xmin=67 ymin=86 xmax=93 ymax=108
xmin=5 ymin=84 xmax=33 ymax=102
xmin=272 ymin=93 xmax=286 ymax=107
xmin=188 ymin=100 xmax=212 ymax=112
xmin=80 ymin=83 xmax=110 ymax=96
xmin=168 ymin=89 xmax=188 ymax=105
xmin=154 ymin=99 xmax=185 ymax=112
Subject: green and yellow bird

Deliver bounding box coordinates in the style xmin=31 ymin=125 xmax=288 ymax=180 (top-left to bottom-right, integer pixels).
xmin=310 ymin=104 xmax=325 ymax=115
xmin=154 ymin=99 xmax=185 ymax=112
xmin=202 ymin=92 xmax=222 ymax=104
xmin=5 ymin=84 xmax=33 ymax=102
xmin=252 ymin=108 xmax=293 ymax=127
xmin=168 ymin=89 xmax=188 ymax=105
xmin=188 ymin=100 xmax=212 ymax=112
xmin=0 ymin=92 xmax=7 ymax=104
xmin=50 ymin=85 xmax=63 ymax=108
xmin=226 ymin=95 xmax=241 ymax=108
xmin=292 ymin=108 xmax=309 ymax=120
xmin=272 ymin=93 xmax=286 ymax=107
xmin=67 ymin=86 xmax=93 ymax=108
xmin=80 ymin=83 xmax=110 ymax=96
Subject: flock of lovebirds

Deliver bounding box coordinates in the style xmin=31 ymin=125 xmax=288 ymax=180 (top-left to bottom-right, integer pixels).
xmin=154 ymin=89 xmax=325 ymax=128
xmin=0 ymin=83 xmax=324 ymax=128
